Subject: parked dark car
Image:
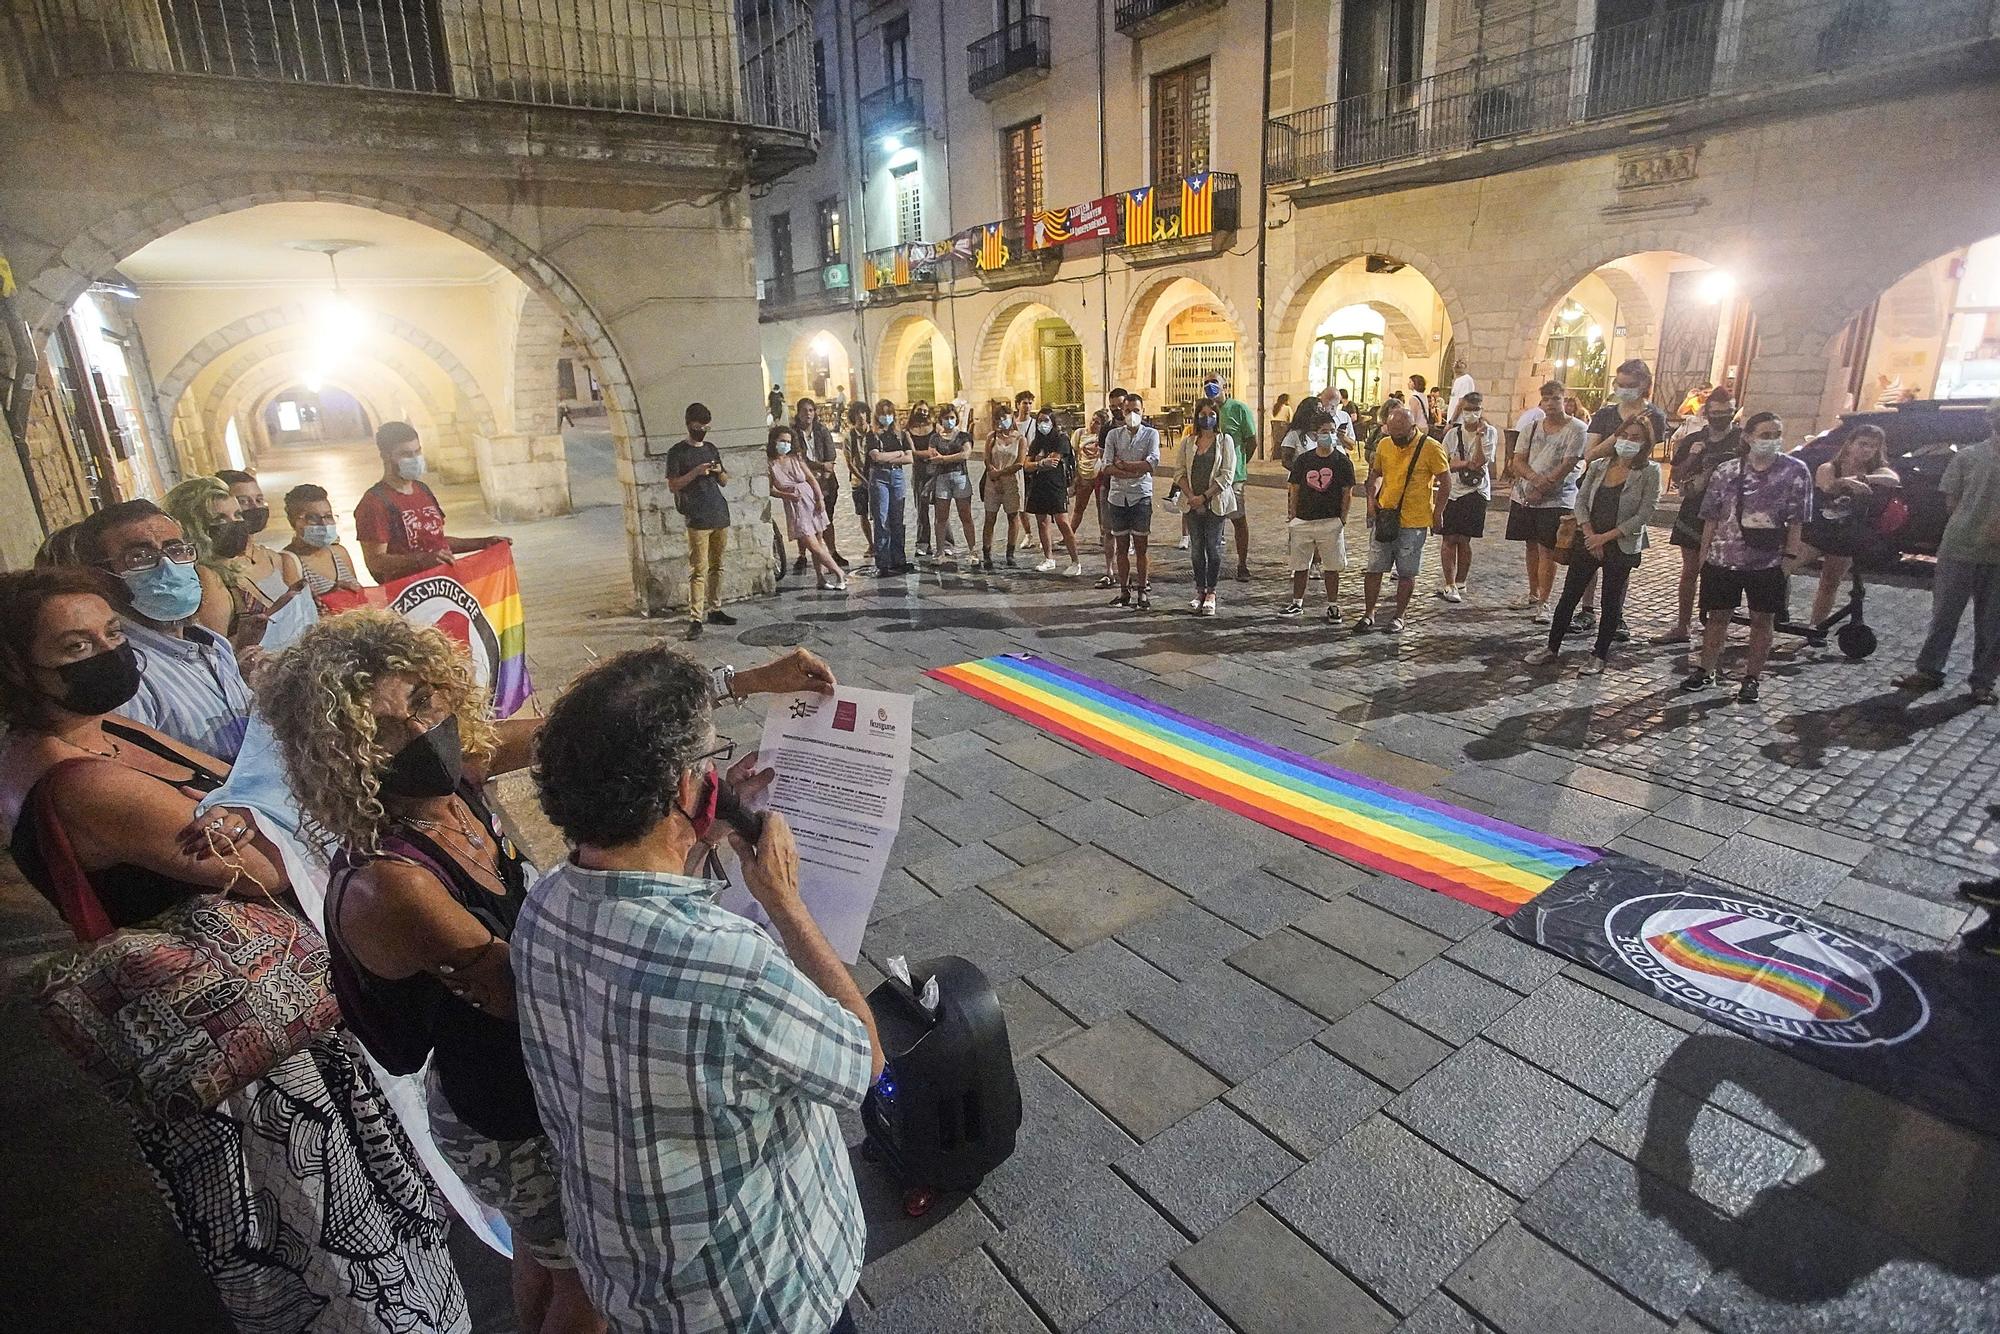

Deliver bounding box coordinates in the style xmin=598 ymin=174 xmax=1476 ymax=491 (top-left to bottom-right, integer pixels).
xmin=1795 ymin=400 xmax=1994 ymax=556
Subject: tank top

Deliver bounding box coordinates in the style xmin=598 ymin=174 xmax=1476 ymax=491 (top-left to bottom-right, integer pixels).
xmin=326 ymin=784 xmax=542 ymax=1140
xmin=297 ymin=545 xmax=358 ymax=597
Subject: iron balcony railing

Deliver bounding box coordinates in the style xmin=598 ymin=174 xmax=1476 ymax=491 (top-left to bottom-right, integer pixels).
xmin=1268 ymin=0 xmax=1998 ymax=183
xmin=857 ymin=76 xmax=923 ymax=141
xmin=760 ymin=263 xmax=851 ymax=313
xmin=1120 ymin=171 xmax=1240 ymax=246
xmin=27 ymin=0 xmax=818 ymax=135
xmin=1114 ymin=0 xmax=1224 ymax=37
xmin=967 ymin=16 xmax=1049 ymax=98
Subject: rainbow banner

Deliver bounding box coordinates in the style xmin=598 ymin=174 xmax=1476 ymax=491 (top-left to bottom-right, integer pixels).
xmin=927 ymin=654 xmax=1595 ymax=913
xmin=320 ymin=543 xmax=533 ymax=717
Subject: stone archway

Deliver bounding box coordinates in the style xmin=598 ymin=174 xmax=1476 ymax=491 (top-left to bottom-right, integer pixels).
xmin=1113 ymin=270 xmax=1250 ymax=397
xmin=874 ymin=313 xmax=955 ymax=407
xmin=781 ymin=326 xmax=859 ymax=406
xmin=1271 ymin=240 xmax=1472 ymax=389
xmin=968 ymin=293 xmax=1093 ymax=411
xmin=211 ymin=355 xmax=448 ymax=459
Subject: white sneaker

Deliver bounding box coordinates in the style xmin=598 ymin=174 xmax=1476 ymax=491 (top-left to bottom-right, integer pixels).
xmin=1433 ymin=585 xmax=1452 ymax=600
xmin=1531 ymin=602 xmax=1550 ymax=624
xmin=1201 ymin=596 xmax=1217 ymax=616
xmin=1189 ymin=594 xmax=1204 ymax=610
xmin=1063 ymin=562 xmax=1082 ymax=577
xmin=1385 ymin=617 xmax=1405 ymax=634
xmin=1035 ymin=557 xmax=1058 ymax=573
xmin=1523 ymin=647 xmax=1558 ymax=665
xmin=1442 ymin=586 xmax=1464 ymax=604
xmin=1511 ymin=595 xmax=1538 ymax=611
xmin=1177 ymin=536 xmax=1191 ymax=550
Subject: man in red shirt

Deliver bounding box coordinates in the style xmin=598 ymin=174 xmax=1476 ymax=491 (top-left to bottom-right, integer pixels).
xmin=354 ymin=421 xmax=506 ymax=582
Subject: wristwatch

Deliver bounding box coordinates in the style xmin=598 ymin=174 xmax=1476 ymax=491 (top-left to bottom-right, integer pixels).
xmin=710 ymin=664 xmax=739 ymax=704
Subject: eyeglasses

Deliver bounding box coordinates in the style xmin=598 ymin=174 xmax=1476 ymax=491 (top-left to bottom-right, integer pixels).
xmin=102 ymin=540 xmax=197 ymax=574
xmin=693 ymin=739 xmax=736 ymax=770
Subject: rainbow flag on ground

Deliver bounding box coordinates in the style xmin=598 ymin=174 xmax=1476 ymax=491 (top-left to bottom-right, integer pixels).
xmin=320 ymin=543 xmax=533 ymax=717
xmin=927 ymin=654 xmax=1595 ymax=914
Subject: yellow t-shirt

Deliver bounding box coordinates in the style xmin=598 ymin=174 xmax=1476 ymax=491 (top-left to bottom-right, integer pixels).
xmin=1372 ymin=435 xmax=1451 ymax=527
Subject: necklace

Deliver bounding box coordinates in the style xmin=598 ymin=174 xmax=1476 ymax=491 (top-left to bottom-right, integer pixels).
xmin=67 ymin=734 xmax=122 ymax=760
xmin=405 ymin=801 xmax=487 ymax=849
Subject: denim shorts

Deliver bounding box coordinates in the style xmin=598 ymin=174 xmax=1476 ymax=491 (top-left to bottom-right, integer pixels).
xmin=1366 ymin=526 xmax=1429 ymax=579
xmin=1106 ymin=499 xmax=1153 ymax=536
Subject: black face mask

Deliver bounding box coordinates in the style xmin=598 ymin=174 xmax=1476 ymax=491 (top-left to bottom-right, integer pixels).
xmin=45 ymin=642 xmax=143 ymax=716
xmin=240 ymin=505 xmax=271 ymax=536
xmin=379 ymin=713 xmax=464 ymax=800
xmin=209 ymin=519 xmax=251 ymax=559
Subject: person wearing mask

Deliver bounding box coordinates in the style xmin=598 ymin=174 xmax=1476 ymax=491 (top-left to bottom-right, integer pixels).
xmin=216 ymin=468 xmax=288 ymax=565
xmin=354 ymin=421 xmax=507 ymax=583
xmin=791 ymin=398 xmax=847 ymax=571
xmin=164 ymin=474 xmax=316 ymax=654
xmin=74 ymin=501 xmax=255 ymax=762
xmin=1024 ymin=408 xmax=1081 ymax=575
xmin=1570 ymin=360 xmax=1671 ymax=636
xmin=1103 ymin=394 xmax=1162 ymax=610
xmin=1524 ymin=417 xmax=1662 ymax=673
xmin=1654 ymin=389 xmax=1744 ymax=645
xmin=842 ymin=402 xmax=874 ymax=559
xmin=1173 ymin=404 xmax=1240 ymax=615
xmin=1446 ymin=360 xmax=1477 ymax=425
xmin=1355 ymin=405 xmax=1450 ymax=634
xmin=905 ymin=401 xmax=937 ymax=559
xmin=1435 ymin=391 xmax=1495 ymax=603
xmin=1684 ymin=412 xmax=1814 ymax=702
xmin=1406 ymin=374 xmax=1432 ymax=434
xmin=260 ymin=611 xmax=602 ymax=1334
xmin=0 ymin=568 xmax=469 ymax=1333
xmin=1203 ymin=374 xmax=1257 ymax=582
xmin=1803 ymin=425 xmax=1900 ymax=625
xmin=1896 ymin=397 xmax=2000 ymax=704
xmin=1070 ymin=409 xmax=1114 ymax=587
xmin=666 ymin=402 xmax=737 ymax=640
xmin=282 ymin=484 xmax=366 ymax=602
xmin=1280 ymin=418 xmax=1355 ymax=621
xmin=768 ymin=425 xmax=846 ymax=591
xmin=921 ymin=403 xmax=976 ymax=563
xmin=1505 ymin=381 xmax=1588 ymax=621
xmin=864 ymin=398 xmax=915 ymax=576
xmin=980 ymin=400 xmax=1028 ymax=570
xmin=514 ymin=645 xmax=883 ymax=1334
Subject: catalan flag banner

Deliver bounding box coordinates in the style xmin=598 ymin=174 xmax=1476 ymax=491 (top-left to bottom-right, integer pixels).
xmin=892 ymin=247 xmax=911 ymax=286
xmin=1029 ymin=208 xmax=1071 ymax=251
xmin=1121 ymin=187 xmax=1154 ymax=246
xmin=320 ymin=543 xmax=534 ymax=717
xmin=1180 ymin=171 xmax=1215 ymax=237
xmin=975 ymin=221 xmax=1010 ymax=271
xmin=926 ymin=654 xmax=1594 ymax=913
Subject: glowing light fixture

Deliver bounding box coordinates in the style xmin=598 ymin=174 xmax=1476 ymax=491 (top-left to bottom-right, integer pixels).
xmin=811 ymin=331 xmax=836 ymax=356
xmin=1698 ymin=269 xmax=1736 ymax=304
xmin=288 ymin=240 xmax=370 ymax=394
xmin=880 ymin=133 xmax=903 ymax=154
xmin=1586 ymin=324 xmax=1603 ymax=342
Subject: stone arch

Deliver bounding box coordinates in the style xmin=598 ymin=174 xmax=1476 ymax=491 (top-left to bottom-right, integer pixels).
xmin=239 ymin=378 xmax=395 ymax=456
xmin=1113 ymin=269 xmax=1250 ymax=394
xmin=506 ymin=287 xmax=570 ymax=436
xmin=781 ymin=326 xmax=859 ymax=405
xmin=1271 ymin=240 xmax=1472 ymax=387
xmin=874 ymin=313 xmax=956 ymax=407
xmin=968 ymin=292 xmax=1093 ymax=408
xmin=194 ymin=332 xmax=467 ymax=464
xmin=214 ymin=354 xmax=447 ymax=456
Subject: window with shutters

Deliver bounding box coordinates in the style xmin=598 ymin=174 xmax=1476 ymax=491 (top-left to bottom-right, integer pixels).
xmin=1001 ymin=119 xmax=1044 ymax=219
xmin=894 ymin=168 xmax=923 ymax=244
xmin=1150 ymin=60 xmax=1212 ymax=183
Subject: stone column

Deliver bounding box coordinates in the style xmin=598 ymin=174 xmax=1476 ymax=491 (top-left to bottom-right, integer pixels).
xmin=474 ymin=431 xmax=573 ymax=520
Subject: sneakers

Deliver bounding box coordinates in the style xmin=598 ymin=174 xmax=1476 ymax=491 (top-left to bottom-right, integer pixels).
xmin=1681 ymin=670 xmax=1716 ymax=691
xmin=1573 ymin=607 xmax=1598 ymax=632
xmin=707 ymin=609 xmax=738 ymax=626
xmin=1109 ymin=589 xmax=1131 ymax=607
xmin=1063 ymin=563 xmax=1083 ymax=577
xmin=1189 ymin=594 xmax=1204 ymax=611
xmin=1095 ymin=573 xmax=1117 ymax=589
xmin=685 ymin=620 xmax=703 ymax=641
xmin=1523 ymin=647 xmax=1558 ymax=665
xmin=1580 ymin=656 xmax=1606 ymax=676
xmin=1441 ymin=585 xmax=1463 ymax=604
xmin=1894 ymin=670 xmax=1944 ymax=692
xmin=1530 ymin=602 xmax=1550 ymax=624
xmin=1278 ymin=599 xmax=1304 ymax=618
xmin=1432 ymin=585 xmax=1451 ymax=600
xmin=1737 ymin=676 xmax=1761 ymax=703
xmin=1511 ymin=595 xmax=1538 ymax=611
xmin=1134 ymin=592 xmax=1152 ymax=611
xmin=1326 ymin=605 xmax=1342 ymax=624
xmin=1385 ymin=617 xmax=1405 ymax=634
xmin=1351 ymin=613 xmax=1376 ymax=633
xmin=914 ymin=543 xmax=932 ymax=559
xmin=1610 ymin=626 xmax=1630 ymax=643
xmin=1177 ymin=536 xmax=1191 ymax=550
xmin=1036 ymin=557 xmax=1058 ymax=573
xmin=853 ymin=563 xmax=879 ymax=577
xmin=1198 ymin=595 xmax=1217 ymax=617
xmin=981 ymin=554 xmax=996 ymax=571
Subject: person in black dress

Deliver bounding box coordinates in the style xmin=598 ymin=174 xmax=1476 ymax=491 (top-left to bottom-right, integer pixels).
xmin=1024 ymin=408 xmax=1080 ymax=574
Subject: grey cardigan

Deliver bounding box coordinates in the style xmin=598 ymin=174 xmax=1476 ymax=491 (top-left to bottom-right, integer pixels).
xmin=1572 ymin=458 xmax=1661 ymax=556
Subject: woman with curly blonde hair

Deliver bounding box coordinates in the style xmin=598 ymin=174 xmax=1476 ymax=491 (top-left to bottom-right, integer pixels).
xmin=261 ymin=610 xmax=603 ymax=1334
xmin=162 ymin=474 xmax=314 ymax=653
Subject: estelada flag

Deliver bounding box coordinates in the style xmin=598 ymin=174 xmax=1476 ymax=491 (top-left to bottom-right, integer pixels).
xmin=1029 ymin=207 xmax=1070 ymax=251
xmin=1181 ymin=172 xmax=1214 ymax=236
xmin=1122 ymin=187 xmax=1154 ymax=245
xmin=320 ymin=543 xmax=534 ymax=717
xmin=976 ymin=221 xmax=1010 ymax=271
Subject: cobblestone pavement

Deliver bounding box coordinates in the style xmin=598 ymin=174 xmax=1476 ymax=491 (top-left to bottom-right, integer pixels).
xmin=6 ymin=460 xmax=2000 ymax=1333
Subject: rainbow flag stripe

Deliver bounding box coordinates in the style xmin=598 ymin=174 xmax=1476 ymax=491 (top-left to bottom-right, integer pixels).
xmin=927 ymin=654 xmax=1596 ymax=914
xmin=1647 ymin=918 xmax=1869 ymax=1021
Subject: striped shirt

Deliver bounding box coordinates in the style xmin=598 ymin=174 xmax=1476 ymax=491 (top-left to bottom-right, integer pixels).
xmin=114 ymin=620 xmax=252 ymax=762
xmin=512 ymin=862 xmax=871 ymax=1334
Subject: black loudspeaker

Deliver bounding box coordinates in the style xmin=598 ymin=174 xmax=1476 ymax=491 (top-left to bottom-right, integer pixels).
xmin=861 ymin=955 xmax=1022 ymax=1216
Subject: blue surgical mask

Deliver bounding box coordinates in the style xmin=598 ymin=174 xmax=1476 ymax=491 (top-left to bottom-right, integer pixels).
xmin=1205 ymin=382 xmax=1222 ymax=400
xmin=999 ymin=414 xmax=1014 ymax=431
xmin=397 ymin=454 xmax=427 ymax=481
xmin=774 ymin=441 xmax=793 ymax=455
xmin=120 ymin=558 xmax=203 ymax=623
xmin=1612 ymin=385 xmax=1641 ymax=404
xmin=1750 ymin=437 xmax=1783 ymax=458
xmin=878 ymin=413 xmax=895 ymax=428
xmin=1613 ymin=440 xmax=1641 ymax=460
xmin=301 ymin=523 xmax=339 ymax=548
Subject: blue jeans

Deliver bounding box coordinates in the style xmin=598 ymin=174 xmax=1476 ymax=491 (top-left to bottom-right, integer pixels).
xmin=1915 ymin=556 xmax=2000 ymax=689
xmin=1188 ymin=510 xmax=1226 ymax=593
xmin=870 ymin=468 xmax=907 ymax=570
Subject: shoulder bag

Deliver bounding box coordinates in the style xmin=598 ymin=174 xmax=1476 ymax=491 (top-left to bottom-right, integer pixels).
xmin=1736 ymin=465 xmax=1787 ymax=552
xmin=1374 ymin=438 xmax=1426 ymax=544
xmin=29 ymin=761 xmax=341 ymax=1123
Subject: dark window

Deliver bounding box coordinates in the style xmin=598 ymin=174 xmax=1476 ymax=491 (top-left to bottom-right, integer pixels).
xmin=816 ymin=198 xmax=843 ymax=265
xmin=771 ymin=212 xmax=794 ymax=283
xmin=1151 ymin=60 xmax=1211 ymax=182
xmin=884 ymin=15 xmax=911 ymax=87
xmin=1002 ymin=118 xmax=1044 ymax=218
xmin=812 ymin=40 xmax=834 ymax=126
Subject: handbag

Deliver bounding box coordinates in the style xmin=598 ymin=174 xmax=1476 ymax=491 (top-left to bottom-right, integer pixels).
xmin=1373 ymin=437 xmax=1426 ymax=544
xmin=1735 ymin=467 xmax=1786 ymax=552
xmin=1551 ymin=514 xmax=1579 ymax=565
xmin=29 ymin=762 xmax=340 ymax=1123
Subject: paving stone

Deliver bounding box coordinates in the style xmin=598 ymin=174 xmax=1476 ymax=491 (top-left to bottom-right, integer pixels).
xmin=1562 ymin=766 xmax=1677 ymax=811
xmin=990 ymin=768 xmax=1078 ymax=820
xmin=1077 ymin=1268 xmax=1231 ymax=1334
xmin=975 ymin=1058 xmax=1137 ymax=1227
xmin=1483 ymin=976 xmax=1686 ymax=1105
xmin=1116 ymin=901 xmax=1255 ymax=980
xmin=1492 ymin=787 xmax=1646 ymax=847
xmin=1850 ymin=845 xmax=1974 ymax=906
xmin=1653 ymin=794 xmax=1759 ymax=837
xmin=1742 ymin=813 xmax=1874 ymax=866
xmin=890 ymin=819 xmax=958 ymax=867
xmin=1376 ymin=959 xmax=1521 ymax=1046
xmin=1265 ymin=1114 xmax=1513 ymax=1316
xmin=857 ymin=1194 xmax=997 ymax=1306
xmin=1260 ymin=846 xmax=1374 ymax=899
xmin=995 ymin=733 xmax=1088 ymax=775
xmin=1517 ymin=1142 xmax=1727 ymax=1320
xmin=1117 ymin=1101 xmax=1300 ymax=1237
xmin=1320 ymin=1003 xmax=1455 ymax=1091
xmin=1043 ymin=1013 xmax=1229 ymax=1142
xmin=913 ymin=728 xmax=998 ymax=763
xmin=1102 ymin=775 xmax=1187 ymax=818
xmin=1226 ymin=1043 xmax=1394 ymax=1158
xmin=1623 ymin=816 xmax=1727 ymax=862
xmin=1605 ymin=836 xmax=1696 ymax=873
xmin=859 ymin=1246 xmax=1047 ymax=1334
xmin=1695 ymin=836 xmax=1853 ymax=909
xmin=1389 ymin=1041 xmax=1611 ymax=1197
xmin=918 ymin=794 xmax=1040 ymax=846
xmin=1294 ymin=896 xmax=1454 ymax=977
xmin=1353 ymin=876 xmax=1498 ymax=941
xmin=985 ymin=845 xmax=1182 ymax=950
xmin=988 ymin=1164 xmax=1187 ymax=1331
xmin=1195 ymin=868 xmax=1323 ymax=936
xmin=1443 ymin=927 xmax=1568 ymax=994
xmin=1229 ymin=928 xmax=1394 ymax=1022
xmin=1176 ymin=1203 xmax=1398 ymax=1334
xmin=1132 ymin=961 xmax=1324 ymax=1083
xmin=1822 ymin=875 xmax=1970 ymax=940
xmin=1046 ymin=797 xmax=1144 ymax=846
xmin=919 ymin=749 xmax=1036 ymax=800
xmin=870 ymin=867 xmax=939 ymax=924
xmin=1595 ymin=1079 xmax=1804 ymax=1218
xmin=1393 ymin=1293 xmax=1497 ymax=1334
xmin=997 ymin=977 xmax=1079 ymax=1060
xmin=1557 ymin=964 xmax=1705 ymax=1033
xmin=1440 ymin=767 xmax=1556 ymax=811
xmin=905 ymin=841 xmax=1020 ymax=895
xmin=1324 ymin=740 xmax=1454 ymax=791
xmin=1026 ymin=939 xmax=1177 ymax=1024
xmin=863 ymin=889 xmax=1064 ymax=985
xmin=984 ymin=820 xmax=1078 ymax=867
xmin=1445 ymin=1221 xmax=1668 ymax=1334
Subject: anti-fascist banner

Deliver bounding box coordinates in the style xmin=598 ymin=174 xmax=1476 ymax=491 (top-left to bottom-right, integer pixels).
xmin=1028 ymin=196 xmax=1120 ymax=251
xmin=1508 ymin=852 xmax=2000 ymax=1139
xmin=321 ymin=543 xmax=534 ymax=717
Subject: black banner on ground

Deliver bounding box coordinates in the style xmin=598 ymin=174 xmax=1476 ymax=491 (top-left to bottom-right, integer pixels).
xmin=1506 ymin=852 xmax=2000 ymax=1139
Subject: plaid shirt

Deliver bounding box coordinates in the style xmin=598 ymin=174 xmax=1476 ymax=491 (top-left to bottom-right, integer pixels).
xmin=512 ymin=863 xmax=872 ymax=1334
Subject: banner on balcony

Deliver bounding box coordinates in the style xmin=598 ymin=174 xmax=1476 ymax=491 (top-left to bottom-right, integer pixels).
xmin=975 ymin=222 xmax=1010 ymax=272
xmin=1121 ymin=187 xmax=1155 ymax=246
xmin=1028 ymin=208 xmax=1070 ymax=251
xmin=1181 ymin=172 xmax=1215 ymax=237
xmin=1026 ymin=196 xmax=1119 ymax=251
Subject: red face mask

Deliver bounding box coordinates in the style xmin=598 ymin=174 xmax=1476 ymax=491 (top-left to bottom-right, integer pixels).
xmin=680 ymin=770 xmax=720 ymax=840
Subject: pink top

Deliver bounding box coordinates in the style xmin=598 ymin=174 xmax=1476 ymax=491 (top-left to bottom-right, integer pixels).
xmin=770 ymin=453 xmax=828 ymax=539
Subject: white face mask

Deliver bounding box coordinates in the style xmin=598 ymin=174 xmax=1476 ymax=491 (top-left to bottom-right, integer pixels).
xmin=998 ymin=414 xmax=1014 ymax=431
xmin=1749 ymin=437 xmax=1783 ymax=458
xmin=1613 ymin=440 xmax=1641 ymax=460
xmin=1313 ymin=433 xmax=1334 ymax=453
xmin=1612 ymin=384 xmax=1641 ymax=404
xmin=774 ymin=441 xmax=792 ymax=455
xmin=878 ymin=413 xmax=895 ymax=428
xmin=1125 ymin=411 xmax=1142 ymax=429
xmin=1462 ymin=412 xmax=1483 ymax=426
xmin=1037 ymin=420 xmax=1052 ymax=436
xmin=396 ymin=454 xmax=427 ymax=481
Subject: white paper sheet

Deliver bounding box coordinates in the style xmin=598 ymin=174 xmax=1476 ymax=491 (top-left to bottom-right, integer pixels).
xmin=719 ymin=686 xmax=913 ymax=962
